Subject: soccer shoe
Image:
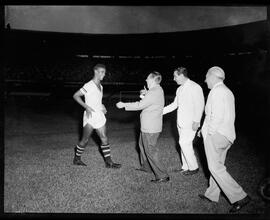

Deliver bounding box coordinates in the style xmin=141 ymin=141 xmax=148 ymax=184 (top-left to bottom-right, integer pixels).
xmin=73 ymin=158 xmax=87 ymax=166
xmin=105 ymin=162 xmax=122 ymax=169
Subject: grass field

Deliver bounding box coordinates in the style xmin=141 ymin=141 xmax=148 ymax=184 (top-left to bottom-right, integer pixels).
xmin=4 ymin=95 xmax=269 ymax=215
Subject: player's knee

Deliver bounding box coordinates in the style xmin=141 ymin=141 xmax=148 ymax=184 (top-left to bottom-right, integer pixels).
xmin=79 ymin=139 xmax=88 ymax=147
xmin=100 ymin=137 xmax=108 ymax=145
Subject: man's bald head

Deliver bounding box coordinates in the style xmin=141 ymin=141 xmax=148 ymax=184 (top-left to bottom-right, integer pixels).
xmin=207 ymin=66 xmax=225 ymax=80
xmin=205 ymin=66 xmax=226 ymax=89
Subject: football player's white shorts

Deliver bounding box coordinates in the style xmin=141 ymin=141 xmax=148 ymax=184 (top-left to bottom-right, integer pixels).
xmin=83 ymin=110 xmax=106 ymax=129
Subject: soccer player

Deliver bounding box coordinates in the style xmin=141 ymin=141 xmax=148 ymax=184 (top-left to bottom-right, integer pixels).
xmin=72 ymin=64 xmax=121 ymax=169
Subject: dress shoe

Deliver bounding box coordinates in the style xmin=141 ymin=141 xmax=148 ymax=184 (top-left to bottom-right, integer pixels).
xmin=229 ymin=195 xmax=251 ymax=213
xmin=105 ymin=162 xmax=122 ymax=169
xmin=182 ymin=168 xmax=199 ymax=176
xmin=73 ymin=158 xmax=87 ymax=166
xmin=135 ymin=168 xmax=151 ymax=173
xmin=198 ymin=194 xmax=217 ymax=203
xmin=172 ymin=168 xmax=187 ymax=173
xmin=151 ymin=176 xmax=170 ymax=183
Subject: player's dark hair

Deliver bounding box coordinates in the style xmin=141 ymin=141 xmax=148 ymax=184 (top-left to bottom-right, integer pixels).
xmin=93 ymin=63 xmax=106 ymax=71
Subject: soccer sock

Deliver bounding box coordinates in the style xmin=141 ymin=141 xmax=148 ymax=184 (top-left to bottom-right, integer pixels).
xmin=100 ymin=144 xmax=112 ymax=162
xmin=75 ymin=144 xmax=85 ymax=157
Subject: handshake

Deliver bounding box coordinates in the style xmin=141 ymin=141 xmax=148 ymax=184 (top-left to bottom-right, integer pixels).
xmin=116 ymin=86 xmax=148 ymax=109
xmin=116 ymin=101 xmax=125 ymax=109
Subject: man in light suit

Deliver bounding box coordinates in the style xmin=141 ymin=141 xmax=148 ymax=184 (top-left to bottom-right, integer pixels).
xmin=199 ymin=66 xmax=250 ymax=213
xmin=116 ymin=71 xmax=169 ymax=183
xmin=163 ymin=67 xmax=205 ymax=175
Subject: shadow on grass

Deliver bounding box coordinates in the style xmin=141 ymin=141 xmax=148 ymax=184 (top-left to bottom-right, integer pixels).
xmin=193 ymin=136 xmax=210 ymax=179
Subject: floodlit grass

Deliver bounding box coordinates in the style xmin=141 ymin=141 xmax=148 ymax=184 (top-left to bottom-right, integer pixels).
xmin=4 ymin=97 xmax=268 ymax=214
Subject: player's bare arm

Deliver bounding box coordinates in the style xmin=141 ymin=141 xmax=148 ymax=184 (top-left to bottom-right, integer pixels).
xmin=73 ymin=89 xmax=95 ymax=117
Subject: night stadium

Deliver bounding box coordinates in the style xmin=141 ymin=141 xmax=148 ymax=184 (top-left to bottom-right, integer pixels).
xmin=2 ymin=5 xmax=270 ymax=214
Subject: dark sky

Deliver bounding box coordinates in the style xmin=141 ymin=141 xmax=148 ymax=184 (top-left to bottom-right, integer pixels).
xmin=5 ymin=6 xmax=267 ymax=34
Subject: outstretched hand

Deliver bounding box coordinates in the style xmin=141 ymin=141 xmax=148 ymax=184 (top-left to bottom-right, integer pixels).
xmin=116 ymin=102 xmax=126 ymax=109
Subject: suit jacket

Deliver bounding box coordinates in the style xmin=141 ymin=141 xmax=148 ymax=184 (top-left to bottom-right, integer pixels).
xmin=125 ymin=85 xmax=164 ymax=133
xmin=163 ymin=79 xmax=205 ymax=128
xmin=201 ymin=82 xmax=236 ymax=143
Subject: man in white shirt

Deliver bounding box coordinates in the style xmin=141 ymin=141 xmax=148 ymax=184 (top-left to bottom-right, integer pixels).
xmin=199 ymin=66 xmax=250 ymax=213
xmin=163 ymin=67 xmax=205 ymax=175
xmin=72 ymin=64 xmax=121 ymax=169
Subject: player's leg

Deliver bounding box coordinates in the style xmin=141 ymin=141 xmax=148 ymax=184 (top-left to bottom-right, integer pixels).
xmin=96 ymin=125 xmax=121 ymax=169
xmin=73 ymin=124 xmax=93 ymax=166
